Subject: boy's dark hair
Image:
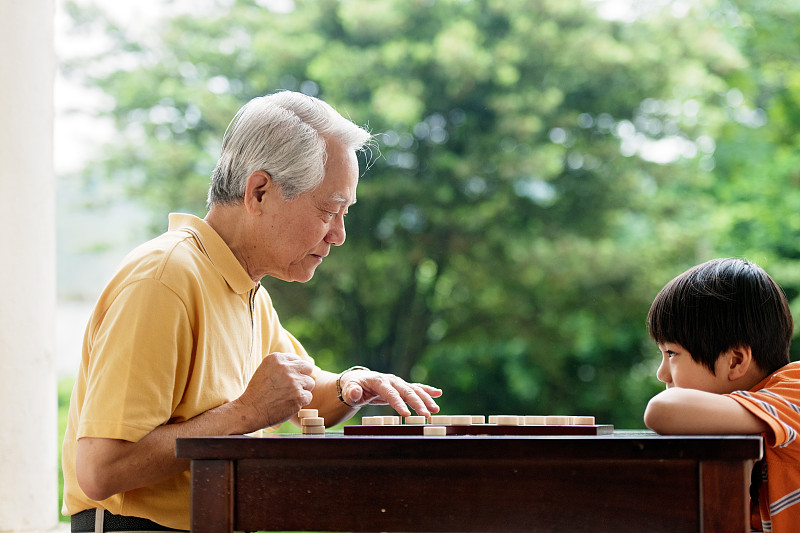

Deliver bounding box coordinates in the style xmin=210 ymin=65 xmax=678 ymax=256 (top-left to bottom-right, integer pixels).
xmin=647 ymin=258 xmax=793 ymax=375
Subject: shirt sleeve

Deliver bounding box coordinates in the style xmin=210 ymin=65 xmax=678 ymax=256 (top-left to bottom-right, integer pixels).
xmin=78 ymin=278 xmax=194 ymax=442
xmin=728 ymin=387 xmax=800 ymax=448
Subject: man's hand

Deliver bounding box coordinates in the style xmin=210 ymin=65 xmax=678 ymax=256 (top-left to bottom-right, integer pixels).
xmin=338 ymin=369 xmax=442 ymax=418
xmin=233 ymin=352 xmax=315 ymax=430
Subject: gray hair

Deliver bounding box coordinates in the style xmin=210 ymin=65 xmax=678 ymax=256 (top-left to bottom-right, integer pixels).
xmin=207 ymin=91 xmax=372 ymax=206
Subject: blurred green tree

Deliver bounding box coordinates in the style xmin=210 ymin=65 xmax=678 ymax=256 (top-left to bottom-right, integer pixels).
xmin=701 ymin=1 xmax=800 ymax=364
xmin=63 ymin=0 xmax=795 ymax=427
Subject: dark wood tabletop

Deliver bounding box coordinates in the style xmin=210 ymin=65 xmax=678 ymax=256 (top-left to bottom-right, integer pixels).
xmin=176 ymin=430 xmax=763 ymax=533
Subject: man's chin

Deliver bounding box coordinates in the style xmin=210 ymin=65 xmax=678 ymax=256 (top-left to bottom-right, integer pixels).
xmin=289 ymin=265 xmax=319 ymax=283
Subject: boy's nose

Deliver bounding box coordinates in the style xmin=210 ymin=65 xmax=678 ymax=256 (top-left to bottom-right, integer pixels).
xmin=656 ymin=359 xmax=672 ymax=385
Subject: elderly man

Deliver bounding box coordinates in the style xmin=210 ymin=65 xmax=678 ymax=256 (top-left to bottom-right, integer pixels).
xmin=62 ymin=91 xmax=442 ymax=532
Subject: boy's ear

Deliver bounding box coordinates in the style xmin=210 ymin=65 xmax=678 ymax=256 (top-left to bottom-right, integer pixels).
xmin=726 ymin=345 xmax=753 ymax=381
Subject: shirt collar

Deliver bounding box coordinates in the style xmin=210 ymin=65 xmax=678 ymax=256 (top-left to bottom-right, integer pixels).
xmin=168 ymin=213 xmax=258 ymax=295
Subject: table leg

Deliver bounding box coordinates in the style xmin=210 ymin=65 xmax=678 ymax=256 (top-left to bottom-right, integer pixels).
xmin=190 ymin=459 xmax=234 ymax=533
xmin=699 ymin=459 xmax=753 ymax=533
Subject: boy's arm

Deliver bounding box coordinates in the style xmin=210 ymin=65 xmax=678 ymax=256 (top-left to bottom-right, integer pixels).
xmin=644 ymin=388 xmax=771 ymax=434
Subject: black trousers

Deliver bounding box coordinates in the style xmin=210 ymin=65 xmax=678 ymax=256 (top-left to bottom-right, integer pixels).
xmin=70 ymin=509 xmax=188 ymax=532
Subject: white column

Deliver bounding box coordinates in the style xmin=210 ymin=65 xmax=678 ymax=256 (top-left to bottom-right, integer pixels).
xmin=0 ymin=0 xmax=59 ymax=531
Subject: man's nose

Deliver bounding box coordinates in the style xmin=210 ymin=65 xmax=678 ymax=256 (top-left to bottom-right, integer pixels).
xmin=325 ymin=215 xmax=346 ymax=246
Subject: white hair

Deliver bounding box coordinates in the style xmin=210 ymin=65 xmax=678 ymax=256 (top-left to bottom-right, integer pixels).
xmin=208 ymin=91 xmax=372 ymax=205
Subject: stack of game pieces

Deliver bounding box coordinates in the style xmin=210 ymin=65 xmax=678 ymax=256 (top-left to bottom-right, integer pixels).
xmin=299 ymin=408 xmax=325 ymax=435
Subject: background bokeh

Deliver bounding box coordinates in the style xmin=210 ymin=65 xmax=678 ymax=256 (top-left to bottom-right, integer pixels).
xmin=56 ymin=0 xmax=800 ymax=435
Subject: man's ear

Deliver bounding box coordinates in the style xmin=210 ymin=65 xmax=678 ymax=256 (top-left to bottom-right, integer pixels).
xmin=726 ymin=345 xmax=753 ymax=381
xmin=244 ymin=170 xmax=272 ymax=215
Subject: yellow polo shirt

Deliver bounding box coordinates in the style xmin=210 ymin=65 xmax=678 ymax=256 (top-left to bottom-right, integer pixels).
xmin=61 ymin=213 xmax=314 ymax=530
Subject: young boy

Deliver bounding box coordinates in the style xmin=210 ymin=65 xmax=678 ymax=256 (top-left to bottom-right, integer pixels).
xmin=644 ymin=257 xmax=800 ymax=532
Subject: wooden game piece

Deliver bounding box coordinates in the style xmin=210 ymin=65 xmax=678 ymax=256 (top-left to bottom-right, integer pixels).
xmin=496 ymin=415 xmax=521 ymax=426
xmin=302 ymin=425 xmax=325 ymax=435
xmin=430 ymin=415 xmax=452 ymax=425
xmin=405 ymin=416 xmax=427 ymax=425
xmin=471 ymin=415 xmax=486 ymax=424
xmin=301 ymin=416 xmax=324 ymax=427
xmin=451 ymin=415 xmax=473 ymax=425
xmin=362 ymin=416 xmax=384 ymax=425
xmin=545 ymin=416 xmax=571 ymax=425
xmin=298 ymin=408 xmax=318 ymax=419
xmin=423 ymin=426 xmax=446 ymax=436
xmin=382 ymin=415 xmax=401 ymax=425
xmin=571 ymin=416 xmax=595 ymax=425
xmin=524 ymin=416 xmax=547 ymax=425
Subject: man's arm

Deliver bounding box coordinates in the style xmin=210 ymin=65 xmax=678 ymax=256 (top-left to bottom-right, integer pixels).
xmin=644 ymin=387 xmax=771 ymax=434
xmin=76 ymin=352 xmax=315 ymax=501
xmin=78 ymin=401 xmax=250 ymax=501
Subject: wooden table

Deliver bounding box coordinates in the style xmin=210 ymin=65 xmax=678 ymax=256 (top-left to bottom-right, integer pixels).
xmin=175 ymin=431 xmax=762 ymax=533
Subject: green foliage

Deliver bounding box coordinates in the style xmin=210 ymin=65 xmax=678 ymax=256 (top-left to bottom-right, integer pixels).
xmin=63 ymin=0 xmax=800 ymax=428
xmin=58 ymin=377 xmax=74 ymax=522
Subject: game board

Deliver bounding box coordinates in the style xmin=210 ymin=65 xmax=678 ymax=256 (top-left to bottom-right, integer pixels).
xmin=340 ymin=414 xmax=614 ymax=436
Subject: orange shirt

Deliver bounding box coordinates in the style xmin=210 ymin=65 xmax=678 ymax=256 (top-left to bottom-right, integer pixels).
xmin=62 ymin=213 xmax=315 ymax=530
xmin=728 ymin=361 xmax=800 ymax=533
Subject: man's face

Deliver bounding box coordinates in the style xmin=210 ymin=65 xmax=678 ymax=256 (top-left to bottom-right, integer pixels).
xmin=257 ymin=140 xmax=359 ymax=283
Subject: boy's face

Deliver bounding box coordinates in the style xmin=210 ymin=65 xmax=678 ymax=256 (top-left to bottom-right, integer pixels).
xmin=655 ymin=342 xmax=733 ymax=394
